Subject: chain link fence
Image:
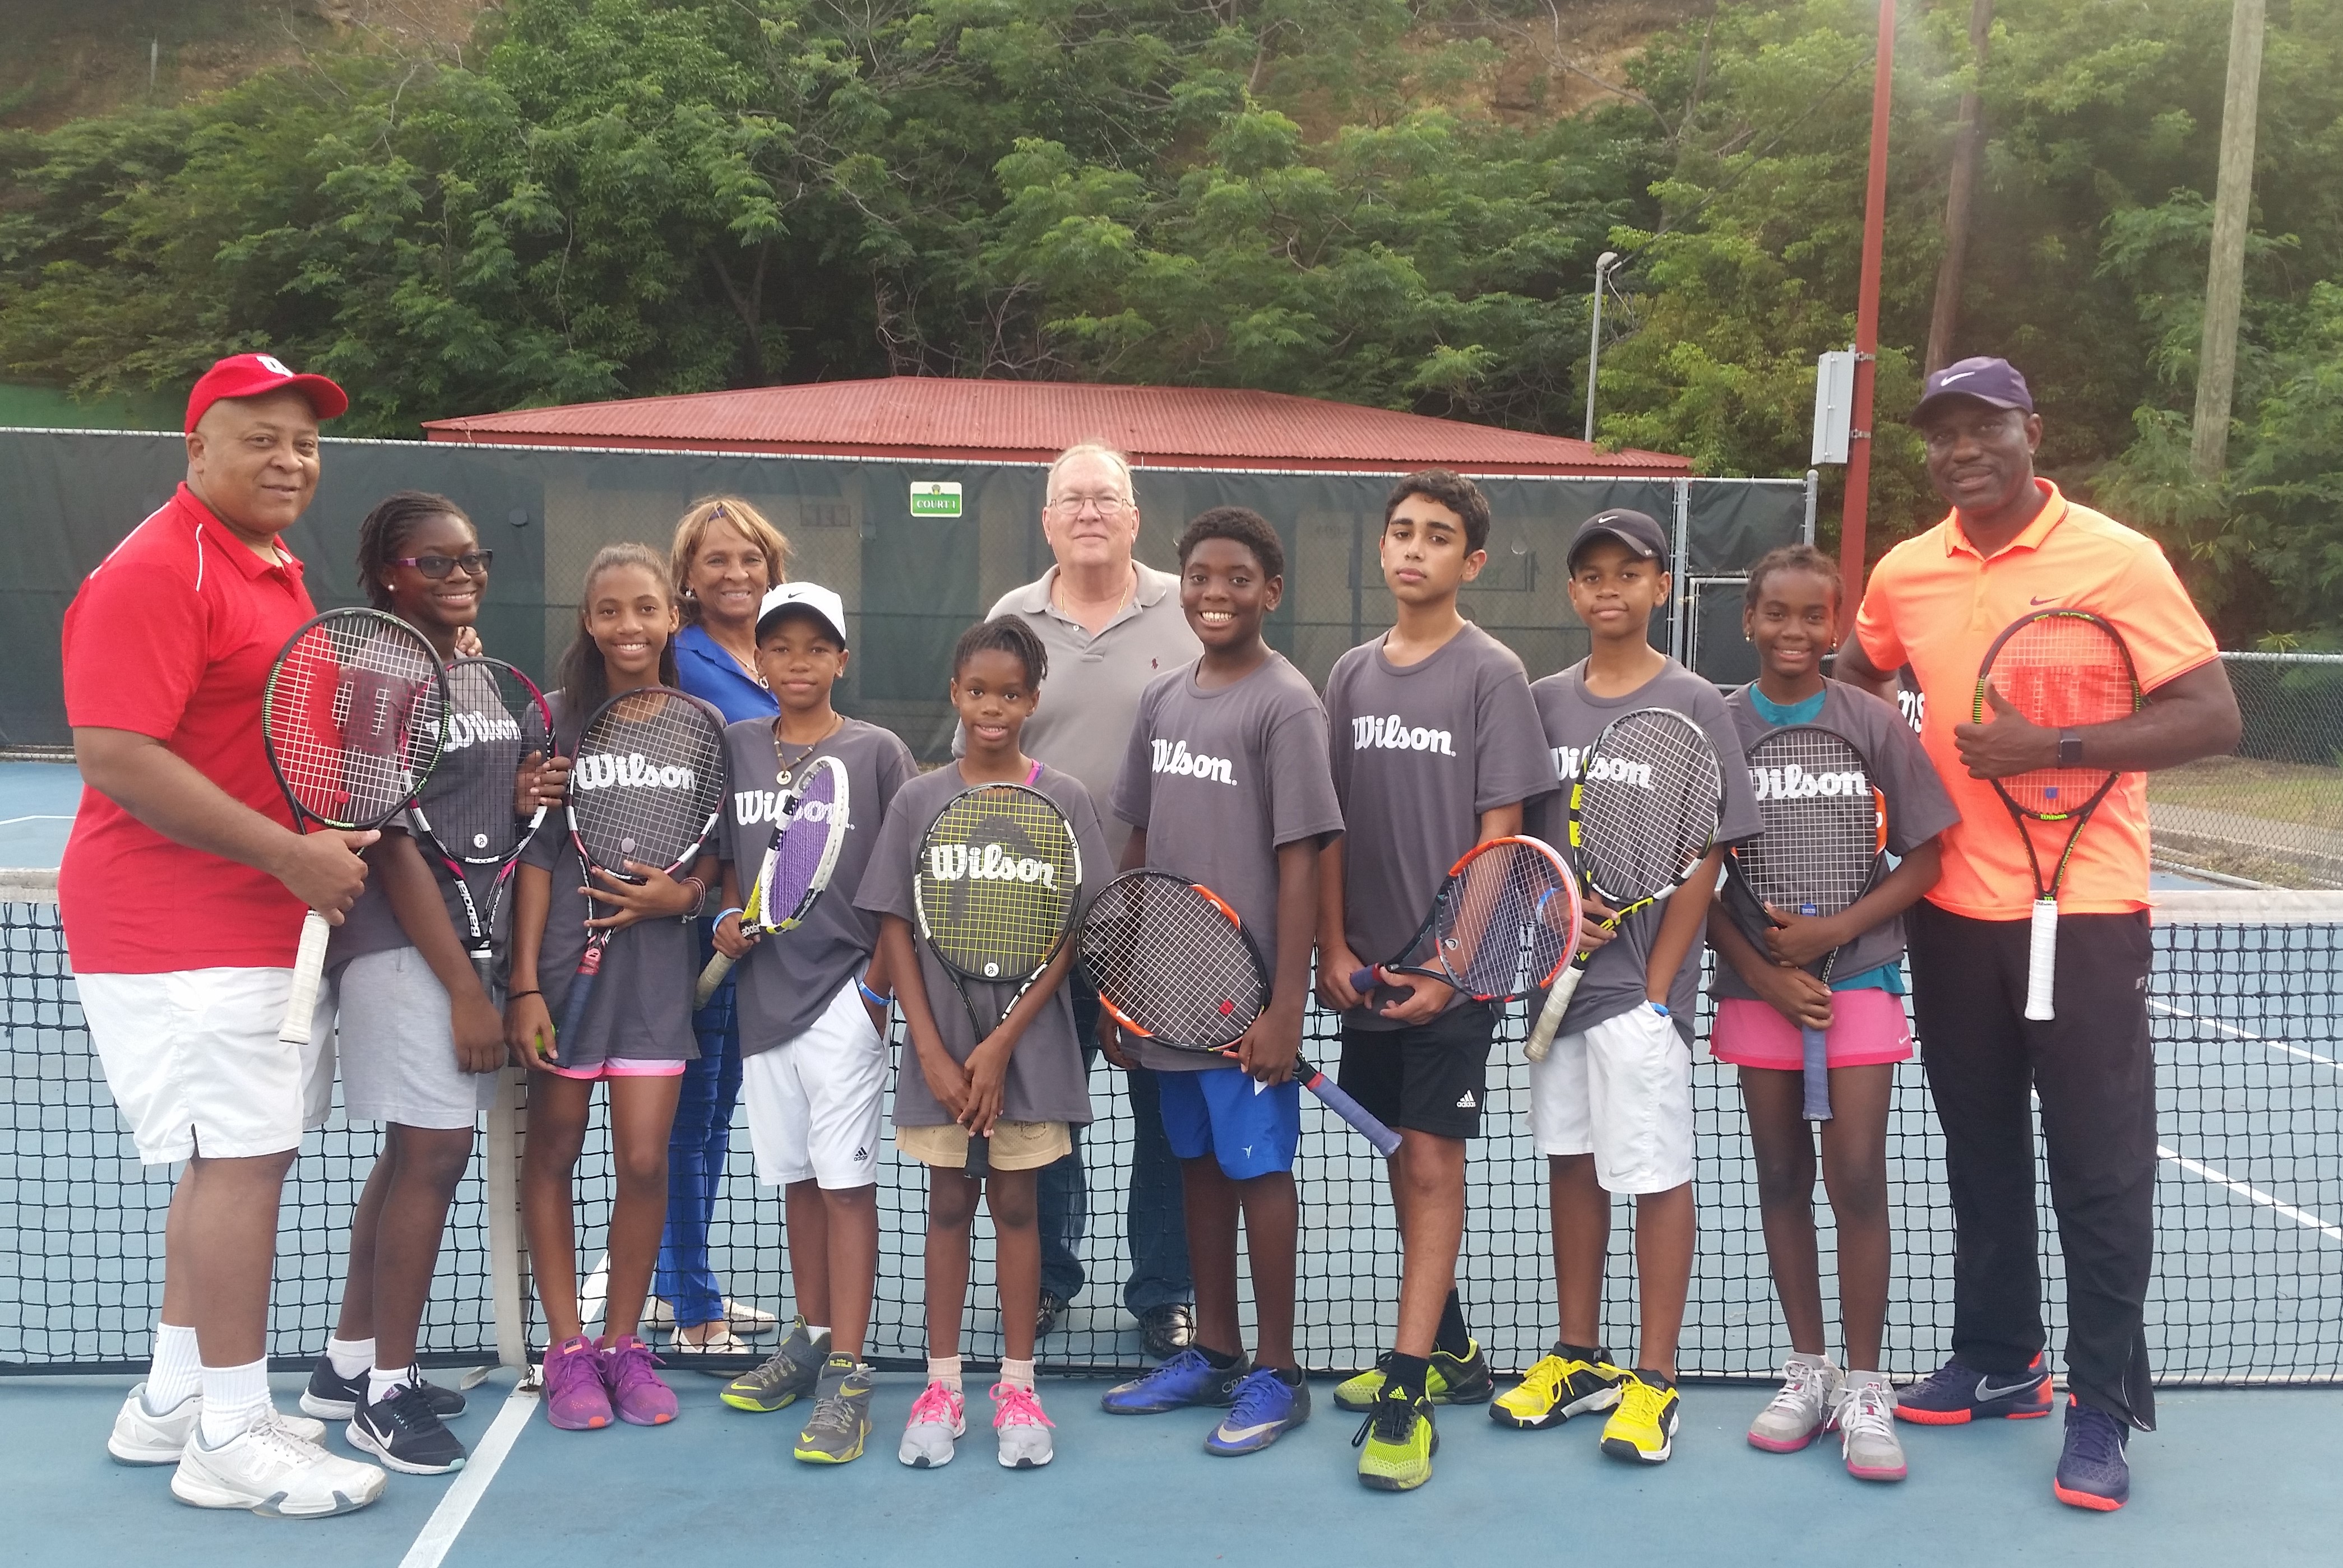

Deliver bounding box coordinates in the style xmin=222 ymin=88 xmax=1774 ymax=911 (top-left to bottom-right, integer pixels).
xmin=2151 ymin=652 xmax=2343 ymax=890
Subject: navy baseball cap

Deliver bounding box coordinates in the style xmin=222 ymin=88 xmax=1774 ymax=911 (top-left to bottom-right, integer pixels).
xmin=1567 ymin=508 xmax=1670 ymax=570
xmin=1912 ymin=356 xmax=2033 ymax=423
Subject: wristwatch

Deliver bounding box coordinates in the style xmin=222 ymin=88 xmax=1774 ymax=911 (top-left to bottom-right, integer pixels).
xmin=2058 ymin=728 xmax=2084 ymax=767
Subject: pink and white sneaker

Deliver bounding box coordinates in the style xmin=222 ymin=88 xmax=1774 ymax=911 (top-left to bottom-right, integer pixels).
xmin=991 ymin=1381 xmax=1055 ymax=1469
xmin=898 ymin=1380 xmax=965 ymax=1468
xmin=543 ymin=1335 xmax=613 ymax=1431
xmin=600 ymin=1335 xmax=678 ymax=1426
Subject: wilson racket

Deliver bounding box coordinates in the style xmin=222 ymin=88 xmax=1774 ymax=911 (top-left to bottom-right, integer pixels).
xmin=913 ymin=782 xmax=1081 ymax=1178
xmin=1348 ymin=836 xmax=1581 ymax=1009
xmin=694 ymin=753 xmax=851 ymax=1005
xmin=1524 ymin=707 xmax=1724 ymax=1062
xmin=559 ymin=686 xmax=727 ymax=1060
xmin=1974 ymin=610 xmax=2141 ymax=1021
xmin=262 ymin=608 xmax=449 ymax=1045
xmin=1724 ymin=725 xmax=1887 ymax=1122
xmin=405 ymin=657 xmax=553 ymax=995
xmin=1081 ymin=870 xmax=1401 ymax=1156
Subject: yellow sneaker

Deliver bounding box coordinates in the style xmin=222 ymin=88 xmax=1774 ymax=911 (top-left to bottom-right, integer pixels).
xmin=1332 ymin=1341 xmax=1493 ymax=1413
xmin=1492 ymin=1348 xmax=1627 ymax=1430
xmin=1353 ymin=1387 xmax=1437 ymax=1491
xmin=1599 ymin=1372 xmax=1680 ymax=1464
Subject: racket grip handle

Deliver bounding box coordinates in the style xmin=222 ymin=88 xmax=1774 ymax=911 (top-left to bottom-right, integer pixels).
xmin=963 ymin=1132 xmax=991 ymax=1178
xmin=1302 ymin=1069 xmax=1402 ymax=1157
xmin=1348 ymin=967 xmax=1377 ymax=995
xmin=1800 ymin=1026 xmax=1833 ymax=1122
xmin=1524 ymin=964 xmax=1583 ymax=1062
xmin=694 ymin=951 xmax=735 ymax=1009
xmin=2024 ymin=897 xmax=2059 ymax=1022
xmin=278 ymin=911 xmax=331 ymax=1045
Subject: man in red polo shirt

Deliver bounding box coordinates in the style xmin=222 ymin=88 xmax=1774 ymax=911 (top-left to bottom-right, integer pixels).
xmin=1836 ymin=358 xmax=2241 ymax=1513
xmin=63 ymin=354 xmax=389 ymax=1516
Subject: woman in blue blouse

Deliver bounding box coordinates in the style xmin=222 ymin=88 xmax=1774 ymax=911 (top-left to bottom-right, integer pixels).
xmin=655 ymin=497 xmax=793 ymax=1355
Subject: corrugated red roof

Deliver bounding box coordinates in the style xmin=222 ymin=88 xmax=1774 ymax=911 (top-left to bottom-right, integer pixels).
xmin=423 ymin=377 xmax=1686 ymax=476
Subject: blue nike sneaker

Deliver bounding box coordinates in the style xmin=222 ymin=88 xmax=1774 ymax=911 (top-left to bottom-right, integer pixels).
xmin=1100 ymin=1348 xmax=1251 ymax=1414
xmin=1207 ymin=1368 xmax=1311 ymax=1456
xmin=1894 ymin=1353 xmax=2052 ymax=1425
xmin=2053 ymin=1397 xmax=2131 ymax=1511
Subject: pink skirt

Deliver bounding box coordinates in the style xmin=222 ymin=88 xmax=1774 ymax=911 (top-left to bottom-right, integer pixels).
xmin=1710 ymin=991 xmax=1913 ymax=1071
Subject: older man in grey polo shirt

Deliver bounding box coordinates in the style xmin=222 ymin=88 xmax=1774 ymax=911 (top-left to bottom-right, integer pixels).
xmin=990 ymin=441 xmax=1201 ymax=1359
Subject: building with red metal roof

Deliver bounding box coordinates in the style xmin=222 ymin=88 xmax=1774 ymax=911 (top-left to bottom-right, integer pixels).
xmin=423 ymin=375 xmax=1687 ymax=477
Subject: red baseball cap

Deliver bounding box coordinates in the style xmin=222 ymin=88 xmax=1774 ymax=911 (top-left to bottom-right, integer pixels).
xmin=183 ymin=352 xmax=350 ymax=434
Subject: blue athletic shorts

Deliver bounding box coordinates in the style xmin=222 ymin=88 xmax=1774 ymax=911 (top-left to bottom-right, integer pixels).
xmin=1156 ymin=1065 xmax=1301 ymax=1180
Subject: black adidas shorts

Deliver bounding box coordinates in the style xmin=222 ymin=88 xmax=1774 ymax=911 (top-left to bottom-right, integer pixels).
xmin=1337 ymin=1003 xmax=1497 ymax=1140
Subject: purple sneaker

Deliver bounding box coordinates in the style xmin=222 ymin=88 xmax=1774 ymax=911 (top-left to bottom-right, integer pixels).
xmin=601 ymin=1335 xmax=679 ymax=1426
xmin=543 ymin=1335 xmax=613 ymax=1431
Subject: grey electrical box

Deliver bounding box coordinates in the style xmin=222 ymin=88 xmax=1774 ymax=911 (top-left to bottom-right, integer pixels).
xmin=1812 ymin=349 xmax=1855 ymax=466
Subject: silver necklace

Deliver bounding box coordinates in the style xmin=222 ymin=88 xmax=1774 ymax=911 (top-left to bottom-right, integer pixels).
xmin=772 ymin=714 xmax=842 ymax=787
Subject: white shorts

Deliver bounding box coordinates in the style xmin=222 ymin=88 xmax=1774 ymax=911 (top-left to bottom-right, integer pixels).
xmin=78 ymin=967 xmax=336 ymax=1164
xmin=1526 ymin=1001 xmax=1693 ymax=1194
xmin=738 ymin=977 xmax=886 ymax=1190
xmin=335 ymin=948 xmax=500 ymax=1129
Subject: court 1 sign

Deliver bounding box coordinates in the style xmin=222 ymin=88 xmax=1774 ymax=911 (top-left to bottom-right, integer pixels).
xmin=910 ymin=481 xmax=964 ymax=518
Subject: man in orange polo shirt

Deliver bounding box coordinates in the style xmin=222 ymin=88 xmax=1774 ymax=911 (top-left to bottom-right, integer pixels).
xmin=1836 ymin=358 xmax=2240 ymax=1513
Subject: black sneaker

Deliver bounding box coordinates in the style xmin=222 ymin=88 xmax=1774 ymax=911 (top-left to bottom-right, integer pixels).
xmin=1036 ymin=1290 xmax=1068 ymax=1339
xmin=347 ymin=1381 xmax=469 ymax=1476
xmin=1139 ymin=1303 xmax=1197 ymax=1361
xmin=300 ymin=1355 xmax=467 ymax=1421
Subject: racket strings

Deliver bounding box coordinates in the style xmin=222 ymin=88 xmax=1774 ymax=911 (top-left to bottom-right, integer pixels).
xmin=1737 ymin=731 xmax=1881 ymax=916
xmin=427 ymin=661 xmax=547 ymax=864
xmin=1433 ymin=842 xmax=1576 ymax=995
xmin=265 ymin=620 xmax=445 ymax=825
xmin=569 ymin=691 xmax=726 ymax=870
xmin=1987 ymin=615 xmax=2138 ymax=816
xmin=918 ymin=790 xmax=1077 ymax=977
xmin=767 ymin=763 xmax=844 ymax=913
xmin=1578 ymin=712 xmax=1723 ymax=897
xmin=1079 ymin=876 xmax=1262 ymax=1048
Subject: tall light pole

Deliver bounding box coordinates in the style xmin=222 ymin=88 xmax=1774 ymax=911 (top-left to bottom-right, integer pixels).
xmin=1584 ymin=250 xmax=1620 ymax=443
xmin=1841 ymin=1 xmax=1895 ymax=606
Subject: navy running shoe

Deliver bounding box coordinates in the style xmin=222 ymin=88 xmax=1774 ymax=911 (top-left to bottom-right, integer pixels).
xmin=2053 ymin=1397 xmax=2131 ymax=1512
xmin=1099 ymin=1348 xmax=1251 ymax=1414
xmin=1893 ymin=1353 xmax=2052 ymax=1425
xmin=1207 ymin=1370 xmax=1311 ymax=1456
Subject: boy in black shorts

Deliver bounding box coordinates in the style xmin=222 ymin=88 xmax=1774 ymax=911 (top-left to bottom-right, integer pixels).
xmin=1316 ymin=471 xmax=1557 ymax=1491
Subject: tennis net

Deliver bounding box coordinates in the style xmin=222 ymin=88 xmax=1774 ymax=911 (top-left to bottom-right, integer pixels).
xmin=4 ymin=870 xmax=2337 ymax=1385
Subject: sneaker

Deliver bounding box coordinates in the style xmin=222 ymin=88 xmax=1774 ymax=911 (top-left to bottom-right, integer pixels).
xmin=541 ymin=1335 xmax=613 ymax=1431
xmin=1747 ymin=1353 xmax=1842 ymax=1453
xmin=719 ymin=1319 xmax=831 ymax=1413
xmin=793 ymin=1357 xmax=876 ymax=1465
xmin=1100 ymin=1347 xmax=1252 ymax=1414
xmin=1832 ymin=1374 xmax=1906 ymax=1482
xmin=1599 ymin=1372 xmax=1680 ymax=1464
xmin=899 ymin=1380 xmax=966 ymax=1468
xmin=300 ymin=1354 xmax=467 ymax=1421
xmin=347 ymin=1380 xmax=468 ymax=1476
xmin=992 ymin=1382 xmax=1056 ymax=1469
xmin=1036 ymin=1289 xmax=1068 ymax=1340
xmin=1333 ymin=1340 xmax=1494 ymax=1413
xmin=1491 ymin=1346 xmax=1628 ymax=1430
xmin=1207 ymin=1368 xmax=1311 ymax=1456
xmin=169 ymin=1410 xmax=386 ymax=1518
xmin=1895 ymin=1353 xmax=2052 ymax=1425
xmin=1139 ymin=1302 xmax=1197 ymax=1361
xmin=1353 ymin=1385 xmax=1436 ymax=1491
xmin=108 ymin=1385 xmax=325 ymax=1465
xmin=600 ymin=1335 xmax=678 ymax=1426
xmin=2052 ymin=1397 xmax=2131 ymax=1512
xmin=646 ymin=1296 xmax=779 ymax=1338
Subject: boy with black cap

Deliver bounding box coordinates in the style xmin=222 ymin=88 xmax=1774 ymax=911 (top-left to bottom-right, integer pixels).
xmin=708 ymin=582 xmax=918 ymax=1464
xmin=1495 ymin=509 xmax=1759 ymax=1465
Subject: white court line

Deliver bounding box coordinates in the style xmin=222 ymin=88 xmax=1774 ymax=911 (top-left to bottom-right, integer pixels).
xmin=577 ymin=1250 xmax=610 ymax=1329
xmin=0 ymin=814 xmax=72 ymax=826
xmin=2158 ymin=1143 xmax=2343 ymax=1241
xmin=2150 ymin=999 xmax=2342 ymax=1071
xmin=395 ymin=1380 xmax=540 ymax=1568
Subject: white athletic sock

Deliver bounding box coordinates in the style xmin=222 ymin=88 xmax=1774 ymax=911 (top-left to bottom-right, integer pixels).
xmin=807 ymin=1324 xmax=832 ymax=1344
xmin=999 ymin=1357 xmax=1036 ymax=1393
xmin=147 ymin=1321 xmax=202 ymax=1409
xmin=196 ymin=1360 xmax=271 ymax=1446
xmin=326 ymin=1335 xmax=375 ymax=1380
xmin=928 ymin=1354 xmax=963 ymax=1394
xmin=367 ymin=1366 xmax=414 ymax=1408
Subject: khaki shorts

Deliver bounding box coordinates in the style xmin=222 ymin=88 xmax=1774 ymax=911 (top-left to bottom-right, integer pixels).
xmin=894 ymin=1119 xmax=1071 ymax=1172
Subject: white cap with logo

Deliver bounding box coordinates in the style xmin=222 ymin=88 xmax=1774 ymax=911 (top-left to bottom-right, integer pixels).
xmin=755 ymin=582 xmax=849 ymax=648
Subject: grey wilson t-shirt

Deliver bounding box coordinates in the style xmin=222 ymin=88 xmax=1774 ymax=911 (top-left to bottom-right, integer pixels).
xmin=1526 ymin=658 xmax=1763 ymax=1043
xmin=1324 ymin=623 xmax=1557 ymax=1029
xmin=1110 ymin=653 xmax=1346 ymax=1071
xmin=517 ymin=689 xmax=721 ymax=1068
xmin=1709 ymin=679 xmax=1960 ymax=1003
xmin=853 ymin=762 xmax=1112 ymax=1128
xmin=716 ymin=716 xmax=917 ymax=1055
xmin=328 ymin=657 xmax=537 ymax=980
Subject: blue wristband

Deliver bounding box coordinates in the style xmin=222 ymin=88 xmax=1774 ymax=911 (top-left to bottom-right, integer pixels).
xmin=858 ymin=980 xmax=889 ymax=1008
xmin=716 ymin=906 xmax=746 ymax=927
xmin=1648 ymin=1002 xmax=1670 ymax=1018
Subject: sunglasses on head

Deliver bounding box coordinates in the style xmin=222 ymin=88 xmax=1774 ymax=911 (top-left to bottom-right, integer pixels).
xmin=392 ymin=550 xmax=495 ymax=578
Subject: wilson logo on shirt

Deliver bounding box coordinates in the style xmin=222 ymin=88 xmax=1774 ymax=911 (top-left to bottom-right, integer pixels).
xmin=439 ymin=709 xmax=524 ymax=754
xmin=1150 ymin=737 xmax=1236 ymax=786
xmin=572 ymin=753 xmax=701 ymax=792
xmin=733 ymin=790 xmax=844 ymax=828
xmin=1749 ymin=763 xmax=1871 ymax=801
xmin=1351 ymin=715 xmax=1455 ymax=755
xmin=926 ymin=842 xmax=1059 ymax=889
xmin=1553 ymin=745 xmax=1653 ymax=788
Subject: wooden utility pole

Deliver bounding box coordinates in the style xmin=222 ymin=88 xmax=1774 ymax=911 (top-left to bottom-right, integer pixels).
xmin=1924 ymin=0 xmax=1992 ymax=374
xmin=1841 ymin=0 xmax=1896 ymax=605
xmin=2191 ymin=0 xmax=2267 ymax=479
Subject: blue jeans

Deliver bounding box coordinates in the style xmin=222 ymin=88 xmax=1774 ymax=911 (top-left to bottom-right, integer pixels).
xmin=654 ymin=927 xmax=745 ymax=1328
xmin=1039 ymin=981 xmax=1192 ymax=1313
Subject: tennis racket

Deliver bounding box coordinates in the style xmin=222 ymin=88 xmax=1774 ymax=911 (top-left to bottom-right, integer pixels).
xmin=558 ymin=686 xmax=727 ymax=1060
xmin=1347 ymin=836 xmax=1581 ymax=1010
xmin=1724 ymin=725 xmax=1887 ymax=1122
xmin=1524 ymin=707 xmax=1724 ymax=1063
xmin=913 ymin=782 xmax=1082 ymax=1179
xmin=694 ymin=753 xmax=851 ymax=1005
xmin=405 ymin=657 xmax=554 ymax=995
xmin=262 ymin=608 xmax=450 ymax=1045
xmin=1974 ymin=610 xmax=2141 ymax=1021
xmin=1081 ymin=870 xmax=1401 ymax=1156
